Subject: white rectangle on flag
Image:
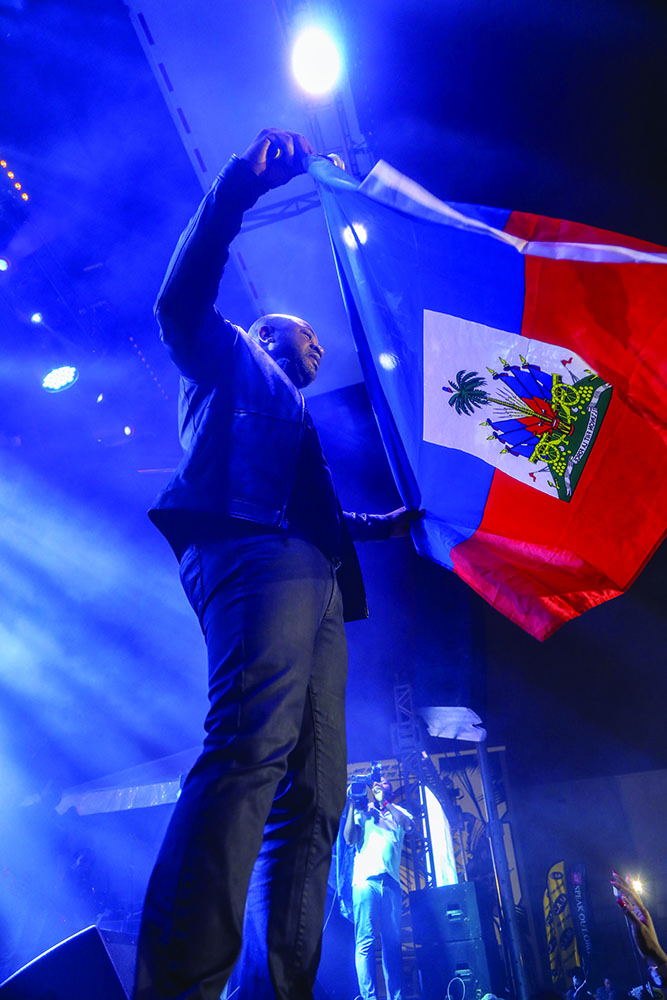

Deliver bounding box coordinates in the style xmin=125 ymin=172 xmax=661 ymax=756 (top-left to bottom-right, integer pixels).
xmin=423 ymin=309 xmax=599 ymax=496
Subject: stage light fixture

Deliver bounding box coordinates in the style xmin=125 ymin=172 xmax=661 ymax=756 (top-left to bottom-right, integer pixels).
xmin=2 ymin=156 xmax=30 ymax=201
xmin=123 ymin=425 xmax=134 ymax=437
xmin=42 ymin=366 xmax=79 ymax=393
xmin=0 ymin=257 xmax=9 ymax=271
xmin=30 ymin=312 xmax=43 ymax=324
xmin=96 ymin=393 xmax=104 ymax=403
xmin=291 ymin=26 xmax=342 ymax=95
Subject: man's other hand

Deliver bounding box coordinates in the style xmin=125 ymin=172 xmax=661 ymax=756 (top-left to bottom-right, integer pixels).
xmin=241 ymin=128 xmax=315 ymax=189
xmin=384 ymin=507 xmax=425 ymax=538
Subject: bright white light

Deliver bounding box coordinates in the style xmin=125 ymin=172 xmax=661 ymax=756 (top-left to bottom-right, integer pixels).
xmin=96 ymin=393 xmax=104 ymax=403
xmin=291 ymin=26 xmax=342 ymax=95
xmin=379 ymin=352 xmax=399 ymax=371
xmin=42 ymin=366 xmax=78 ymax=392
xmin=632 ymin=879 xmax=644 ymax=894
xmin=31 ymin=312 xmax=43 ymax=324
xmin=342 ymin=223 xmax=368 ymax=249
xmin=423 ymin=786 xmax=458 ymax=887
xmin=0 ymin=257 xmax=9 ymax=272
xmin=123 ymin=425 xmax=134 ymax=437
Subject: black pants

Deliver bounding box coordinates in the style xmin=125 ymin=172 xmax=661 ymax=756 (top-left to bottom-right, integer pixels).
xmin=134 ymin=531 xmax=348 ymax=1000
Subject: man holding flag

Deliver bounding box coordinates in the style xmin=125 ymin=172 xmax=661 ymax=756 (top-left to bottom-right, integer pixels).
xmin=134 ymin=128 xmax=420 ymax=1000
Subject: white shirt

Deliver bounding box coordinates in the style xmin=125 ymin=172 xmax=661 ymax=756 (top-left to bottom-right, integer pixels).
xmin=352 ymin=806 xmax=407 ymax=887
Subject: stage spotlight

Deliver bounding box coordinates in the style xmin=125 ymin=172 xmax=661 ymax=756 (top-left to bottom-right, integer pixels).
xmin=291 ymin=26 xmax=342 ymax=95
xmin=123 ymin=425 xmax=134 ymax=437
xmin=0 ymin=257 xmax=9 ymax=271
xmin=42 ymin=366 xmax=79 ymax=393
xmin=631 ymin=878 xmax=644 ymax=894
xmin=96 ymin=393 xmax=104 ymax=403
xmin=30 ymin=312 xmax=43 ymax=324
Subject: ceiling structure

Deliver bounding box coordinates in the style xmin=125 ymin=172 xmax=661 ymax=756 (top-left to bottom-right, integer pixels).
xmin=124 ymin=0 xmax=374 ymax=395
xmin=1 ymin=0 xmax=666 ymax=809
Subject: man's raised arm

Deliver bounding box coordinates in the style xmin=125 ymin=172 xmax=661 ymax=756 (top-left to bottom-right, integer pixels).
xmin=155 ymin=128 xmax=314 ymax=380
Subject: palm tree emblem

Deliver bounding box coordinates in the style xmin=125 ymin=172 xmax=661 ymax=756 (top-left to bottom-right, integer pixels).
xmin=443 ymin=370 xmax=489 ymax=415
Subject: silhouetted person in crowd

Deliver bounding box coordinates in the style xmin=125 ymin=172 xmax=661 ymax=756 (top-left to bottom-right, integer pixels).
xmin=568 ymin=968 xmax=594 ymax=1000
xmin=596 ymin=976 xmax=620 ymax=1000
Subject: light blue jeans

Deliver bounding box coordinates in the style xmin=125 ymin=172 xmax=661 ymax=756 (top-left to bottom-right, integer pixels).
xmin=134 ymin=528 xmax=348 ymax=1000
xmin=353 ymin=874 xmax=403 ymax=1000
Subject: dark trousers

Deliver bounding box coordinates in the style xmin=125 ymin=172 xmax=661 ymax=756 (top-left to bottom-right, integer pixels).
xmin=134 ymin=529 xmax=348 ymax=1000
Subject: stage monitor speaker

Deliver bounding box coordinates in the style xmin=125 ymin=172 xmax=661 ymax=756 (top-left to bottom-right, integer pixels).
xmin=411 ymin=882 xmax=484 ymax=946
xmin=0 ymin=926 xmax=136 ymax=1000
xmin=416 ymin=937 xmax=492 ymax=1000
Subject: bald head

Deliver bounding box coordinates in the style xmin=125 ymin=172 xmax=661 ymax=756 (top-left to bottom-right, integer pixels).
xmin=248 ymin=313 xmax=324 ymax=388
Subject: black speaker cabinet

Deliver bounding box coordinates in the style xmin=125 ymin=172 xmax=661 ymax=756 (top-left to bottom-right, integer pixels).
xmin=0 ymin=926 xmax=136 ymax=1000
xmin=416 ymin=937 xmax=492 ymax=1000
xmin=411 ymin=882 xmax=484 ymax=946
xmin=411 ymin=884 xmax=497 ymax=1000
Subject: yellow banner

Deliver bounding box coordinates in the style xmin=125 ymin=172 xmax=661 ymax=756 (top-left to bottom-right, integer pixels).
xmin=543 ymin=861 xmax=580 ymax=987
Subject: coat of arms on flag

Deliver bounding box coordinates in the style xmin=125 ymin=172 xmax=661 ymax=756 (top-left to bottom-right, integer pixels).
xmin=309 ymin=154 xmax=667 ymax=640
xmin=424 ymin=311 xmax=613 ymax=502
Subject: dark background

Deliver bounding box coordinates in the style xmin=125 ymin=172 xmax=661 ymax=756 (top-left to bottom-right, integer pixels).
xmin=1 ymin=0 xmax=666 ymax=984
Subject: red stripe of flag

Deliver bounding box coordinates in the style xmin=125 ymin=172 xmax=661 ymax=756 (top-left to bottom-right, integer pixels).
xmin=451 ymin=229 xmax=667 ymax=640
xmin=505 ymin=210 xmax=667 ymax=254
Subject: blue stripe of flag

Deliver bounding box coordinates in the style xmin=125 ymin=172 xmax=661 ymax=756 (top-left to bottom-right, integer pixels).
xmin=311 ymin=158 xmax=527 ymax=567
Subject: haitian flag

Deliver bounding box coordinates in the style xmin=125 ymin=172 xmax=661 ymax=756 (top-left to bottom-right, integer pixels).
xmin=308 ymin=156 xmax=667 ymax=640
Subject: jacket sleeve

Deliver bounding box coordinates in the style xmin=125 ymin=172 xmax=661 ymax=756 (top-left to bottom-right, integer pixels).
xmin=154 ymin=155 xmax=268 ymax=381
xmin=342 ymin=511 xmax=394 ymax=542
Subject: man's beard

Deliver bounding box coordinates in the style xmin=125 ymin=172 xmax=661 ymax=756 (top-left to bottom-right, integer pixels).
xmin=275 ymin=354 xmax=316 ymax=388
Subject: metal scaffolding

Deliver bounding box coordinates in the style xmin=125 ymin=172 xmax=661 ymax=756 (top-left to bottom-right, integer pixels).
xmin=390 ymin=683 xmax=468 ymax=890
xmin=389 ymin=684 xmax=530 ymax=1000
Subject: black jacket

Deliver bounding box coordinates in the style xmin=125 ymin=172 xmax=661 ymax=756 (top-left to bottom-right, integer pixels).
xmin=149 ymin=155 xmax=391 ymax=620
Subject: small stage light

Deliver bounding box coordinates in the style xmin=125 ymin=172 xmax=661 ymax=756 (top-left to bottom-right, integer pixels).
xmin=2 ymin=157 xmax=31 ymax=201
xmin=291 ymin=26 xmax=342 ymax=95
xmin=30 ymin=312 xmax=43 ymax=324
xmin=123 ymin=425 xmax=134 ymax=437
xmin=42 ymin=366 xmax=79 ymax=392
xmin=0 ymin=257 xmax=9 ymax=271
xmin=96 ymin=393 xmax=104 ymax=403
